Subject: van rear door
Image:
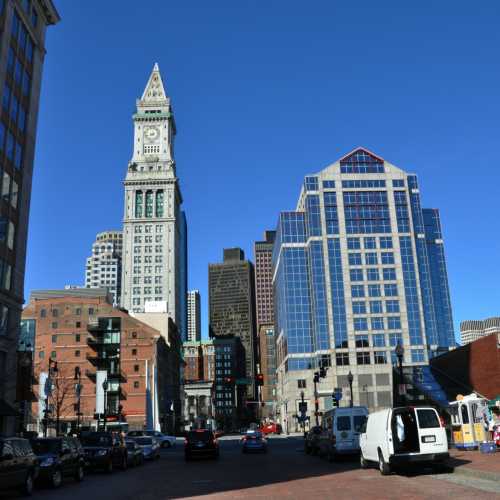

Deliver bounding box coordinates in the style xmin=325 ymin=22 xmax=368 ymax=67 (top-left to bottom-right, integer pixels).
xmin=335 ymin=415 xmax=354 ymax=452
xmin=415 ymin=408 xmax=447 ymax=454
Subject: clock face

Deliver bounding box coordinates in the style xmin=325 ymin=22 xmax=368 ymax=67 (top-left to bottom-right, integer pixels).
xmin=145 ymin=127 xmax=159 ymax=142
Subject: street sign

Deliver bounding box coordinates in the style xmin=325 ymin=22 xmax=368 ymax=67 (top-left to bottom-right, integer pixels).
xmin=235 ymin=378 xmax=252 ymax=385
xmin=334 ymin=387 xmax=343 ymax=401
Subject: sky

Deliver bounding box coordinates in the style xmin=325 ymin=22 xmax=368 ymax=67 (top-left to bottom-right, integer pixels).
xmin=26 ymin=0 xmax=500 ymax=342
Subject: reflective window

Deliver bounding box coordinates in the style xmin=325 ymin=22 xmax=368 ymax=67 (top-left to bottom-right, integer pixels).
xmin=369 ymin=300 xmax=382 ymax=313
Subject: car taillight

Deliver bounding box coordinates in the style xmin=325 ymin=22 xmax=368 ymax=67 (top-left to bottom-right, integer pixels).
xmin=184 ymin=438 xmax=188 ymax=446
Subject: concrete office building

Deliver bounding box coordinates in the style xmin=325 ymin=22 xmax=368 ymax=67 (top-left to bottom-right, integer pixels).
xmin=254 ymin=231 xmax=277 ymax=417
xmin=187 ymin=290 xmax=201 ymax=342
xmin=460 ymin=317 xmax=500 ymax=345
xmin=272 ymin=148 xmax=456 ymax=429
xmin=209 ymin=248 xmax=257 ymax=399
xmin=0 ymin=0 xmax=59 ymax=435
xmin=84 ymin=231 xmax=123 ymax=305
xmin=120 ymin=63 xmax=187 ymax=338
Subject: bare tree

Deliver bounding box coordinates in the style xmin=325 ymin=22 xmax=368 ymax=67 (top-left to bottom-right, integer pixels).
xmin=47 ymin=365 xmax=75 ymax=435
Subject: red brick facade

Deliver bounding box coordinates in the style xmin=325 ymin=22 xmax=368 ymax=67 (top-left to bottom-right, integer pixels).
xmin=430 ymin=333 xmax=500 ymax=400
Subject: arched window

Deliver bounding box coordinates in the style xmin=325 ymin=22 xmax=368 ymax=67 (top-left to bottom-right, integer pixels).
xmin=135 ymin=191 xmax=143 ymax=218
xmin=156 ymin=190 xmax=164 ymax=217
xmin=145 ymin=191 xmax=154 ymax=218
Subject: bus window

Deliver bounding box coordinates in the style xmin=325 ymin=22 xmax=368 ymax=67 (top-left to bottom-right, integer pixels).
xmin=461 ymin=404 xmax=469 ymax=424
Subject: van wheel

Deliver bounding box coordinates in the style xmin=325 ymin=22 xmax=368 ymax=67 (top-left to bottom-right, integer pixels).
xmin=22 ymin=472 xmax=33 ymax=496
xmin=378 ymin=450 xmax=391 ymax=475
xmin=75 ymin=465 xmax=84 ymax=482
xmin=360 ymin=453 xmax=368 ymax=469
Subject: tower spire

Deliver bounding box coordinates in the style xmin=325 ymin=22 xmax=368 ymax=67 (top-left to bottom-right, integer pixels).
xmin=140 ymin=62 xmax=168 ymax=103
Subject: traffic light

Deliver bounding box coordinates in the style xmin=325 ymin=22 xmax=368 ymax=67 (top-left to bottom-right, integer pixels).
xmin=256 ymin=373 xmax=264 ymax=386
xmin=313 ymin=372 xmax=320 ymax=384
xmin=332 ymin=394 xmax=338 ymax=408
xmin=223 ymin=376 xmax=235 ymax=386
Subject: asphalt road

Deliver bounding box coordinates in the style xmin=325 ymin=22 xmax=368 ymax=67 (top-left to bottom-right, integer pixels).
xmin=2 ymin=436 xmax=499 ymax=499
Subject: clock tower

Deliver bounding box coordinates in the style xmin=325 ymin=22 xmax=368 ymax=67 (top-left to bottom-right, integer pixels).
xmin=121 ymin=63 xmax=186 ymax=337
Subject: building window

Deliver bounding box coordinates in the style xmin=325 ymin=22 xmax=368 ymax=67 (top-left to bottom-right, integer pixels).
xmin=75 ymin=350 xmax=80 ymax=357
xmin=76 ymin=322 xmax=81 ymax=328
xmin=370 ymin=317 xmax=384 ymax=330
xmin=365 ymin=252 xmax=378 ymax=265
xmin=372 ymin=334 xmax=386 ymax=347
xmin=134 ymin=381 xmax=140 ymax=389
xmin=374 ymin=351 xmax=387 ymax=364
xmin=135 ymin=191 xmax=143 ymax=217
xmin=39 ymin=350 xmax=44 ymax=359
xmin=385 ymin=300 xmax=400 ymax=313
xmin=363 ymin=237 xmax=376 ymax=249
xmin=51 ymin=335 xmax=57 ymax=343
xmin=382 ymin=268 xmax=396 ymax=281
xmin=381 ymin=252 xmax=394 ymax=265
xmin=50 ymin=351 xmax=57 ymax=359
xmin=134 ymin=364 xmax=139 ymax=372
xmin=352 ymin=301 xmax=366 ymax=315
xmin=379 ymin=236 xmax=393 ymax=249
xmin=368 ymin=285 xmax=381 ymax=297
xmin=355 ymin=335 xmax=369 ymax=348
xmin=354 ymin=318 xmax=368 ymax=331
xmin=366 ymin=268 xmax=379 ymax=281
xmin=347 ymin=238 xmax=360 ymax=250
xmin=384 ymin=284 xmax=398 ymax=296
xmin=156 ymin=190 xmax=164 ymax=217
xmin=351 ymin=285 xmax=365 ymax=298
xmin=75 ymin=308 xmax=81 ymax=315
xmin=145 ymin=191 xmax=154 ymax=218
xmin=348 ymin=253 xmax=362 ymax=266
xmin=350 ymin=269 xmax=364 ymax=282
xmin=40 ymin=309 xmax=46 ymax=318
xmin=297 ymin=379 xmax=306 ymax=389
xmin=336 ymin=352 xmax=349 ymax=366
xmin=132 ymin=332 xmax=137 ymax=338
xmin=387 ymin=317 xmax=401 ymax=330
xmin=52 ymin=309 xmax=58 ymax=317
xmin=132 ymin=348 xmax=137 ymax=356
xmin=88 ymin=307 xmax=94 ymax=315
xmin=411 ymin=349 xmax=425 ymax=363
xmin=75 ymin=334 xmax=81 ymax=342
xmin=51 ymin=322 xmax=57 ymax=329
xmin=356 ymin=352 xmax=371 ymax=365
xmin=369 ymin=300 xmax=383 ymax=314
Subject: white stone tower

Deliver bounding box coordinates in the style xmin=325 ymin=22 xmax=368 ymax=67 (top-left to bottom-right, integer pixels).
xmin=121 ymin=63 xmax=183 ymax=326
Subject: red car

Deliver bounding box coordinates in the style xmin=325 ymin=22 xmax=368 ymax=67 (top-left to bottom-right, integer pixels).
xmin=260 ymin=423 xmax=282 ymax=435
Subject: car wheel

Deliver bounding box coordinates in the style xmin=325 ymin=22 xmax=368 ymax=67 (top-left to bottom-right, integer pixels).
xmin=106 ymin=460 xmax=113 ymax=474
xmin=378 ymin=450 xmax=391 ymax=476
xmin=121 ymin=456 xmax=128 ymax=470
xmin=75 ymin=464 xmax=84 ymax=482
xmin=51 ymin=469 xmax=62 ymax=488
xmin=360 ymin=453 xmax=368 ymax=469
xmin=163 ymin=441 xmax=171 ymax=449
xmin=22 ymin=472 xmax=34 ymax=496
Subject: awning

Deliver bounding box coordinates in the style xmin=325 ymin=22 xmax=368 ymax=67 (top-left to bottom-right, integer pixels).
xmin=0 ymin=399 xmax=20 ymax=416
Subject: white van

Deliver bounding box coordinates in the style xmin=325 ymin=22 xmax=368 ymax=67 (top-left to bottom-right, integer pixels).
xmin=359 ymin=406 xmax=449 ymax=475
xmin=318 ymin=406 xmax=368 ymax=461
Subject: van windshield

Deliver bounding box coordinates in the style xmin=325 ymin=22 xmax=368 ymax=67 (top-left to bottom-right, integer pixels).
xmin=353 ymin=415 xmax=367 ymax=432
xmin=337 ymin=416 xmax=351 ymax=431
xmin=417 ymin=409 xmax=440 ymax=429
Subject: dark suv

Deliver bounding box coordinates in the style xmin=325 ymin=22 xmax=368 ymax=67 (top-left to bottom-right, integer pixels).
xmin=80 ymin=432 xmax=127 ymax=472
xmin=304 ymin=426 xmax=322 ymax=455
xmin=31 ymin=437 xmax=84 ymax=487
xmin=184 ymin=430 xmax=219 ymax=461
xmin=0 ymin=437 xmax=39 ymax=496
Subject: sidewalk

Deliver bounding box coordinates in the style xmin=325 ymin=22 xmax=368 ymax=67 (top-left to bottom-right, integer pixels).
xmin=447 ymin=447 xmax=500 ymax=482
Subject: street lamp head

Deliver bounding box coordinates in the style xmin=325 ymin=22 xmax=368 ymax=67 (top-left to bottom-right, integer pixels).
xmin=347 ymin=371 xmax=353 ymax=384
xmin=102 ymin=380 xmax=108 ymax=391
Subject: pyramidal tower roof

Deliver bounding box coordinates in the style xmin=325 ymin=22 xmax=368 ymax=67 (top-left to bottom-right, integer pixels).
xmin=140 ymin=63 xmax=168 ymax=103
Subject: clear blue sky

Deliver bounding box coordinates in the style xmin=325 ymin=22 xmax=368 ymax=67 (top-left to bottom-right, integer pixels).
xmin=27 ymin=0 xmax=500 ymax=342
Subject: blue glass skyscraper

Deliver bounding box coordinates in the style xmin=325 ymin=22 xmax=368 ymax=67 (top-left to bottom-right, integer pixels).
xmin=272 ymin=148 xmax=455 ymax=423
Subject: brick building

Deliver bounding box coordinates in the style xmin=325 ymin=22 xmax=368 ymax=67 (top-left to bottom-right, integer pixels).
xmin=22 ymin=288 xmax=181 ymax=434
xmin=183 ymin=340 xmax=215 ymax=383
xmin=430 ymin=332 xmax=500 ymax=400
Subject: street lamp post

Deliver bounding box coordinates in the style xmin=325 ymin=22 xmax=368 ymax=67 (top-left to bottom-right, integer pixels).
xmin=102 ymin=380 xmax=108 ymax=432
xmin=347 ymin=371 xmax=354 ymax=408
xmin=395 ymin=343 xmax=405 ymax=406
xmin=313 ymin=372 xmax=320 ymax=426
xmin=74 ymin=367 xmax=82 ymax=434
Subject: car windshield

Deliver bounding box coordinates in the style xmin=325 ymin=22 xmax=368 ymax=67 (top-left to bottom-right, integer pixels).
xmin=31 ymin=439 xmax=60 ymax=455
xmin=145 ymin=431 xmax=158 ymax=436
xmin=246 ymin=432 xmax=262 ymax=439
xmin=135 ymin=437 xmax=153 ymax=445
xmin=80 ymin=434 xmax=112 ymax=447
xmin=188 ymin=431 xmax=211 ymax=442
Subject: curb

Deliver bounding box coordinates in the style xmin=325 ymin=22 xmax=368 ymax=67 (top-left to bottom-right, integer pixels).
xmin=451 ymin=465 xmax=500 ymax=483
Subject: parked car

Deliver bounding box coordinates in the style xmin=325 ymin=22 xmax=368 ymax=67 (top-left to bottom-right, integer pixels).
xmin=80 ymin=432 xmax=128 ymax=472
xmin=241 ymin=431 xmax=267 ymax=453
xmin=0 ymin=437 xmax=39 ymax=496
xmin=304 ymin=426 xmax=322 ymax=455
xmin=132 ymin=436 xmax=160 ymax=460
xmin=318 ymin=406 xmax=368 ymax=461
xmin=184 ymin=429 xmax=219 ymax=461
xmin=143 ymin=430 xmax=176 ymax=448
xmin=261 ymin=422 xmax=282 ymax=435
xmin=31 ymin=437 xmax=84 ymax=488
xmin=360 ymin=406 xmax=450 ymax=475
xmin=125 ymin=440 xmax=144 ymax=467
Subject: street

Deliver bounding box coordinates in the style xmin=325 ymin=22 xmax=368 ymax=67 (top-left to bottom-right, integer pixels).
xmin=3 ymin=436 xmax=499 ymax=500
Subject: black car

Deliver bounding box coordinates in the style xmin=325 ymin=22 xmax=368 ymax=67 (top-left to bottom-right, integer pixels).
xmin=184 ymin=430 xmax=219 ymax=461
xmin=304 ymin=426 xmax=322 ymax=455
xmin=80 ymin=432 xmax=127 ymax=472
xmin=0 ymin=437 xmax=39 ymax=496
xmin=31 ymin=437 xmax=85 ymax=488
xmin=125 ymin=440 xmax=144 ymax=467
